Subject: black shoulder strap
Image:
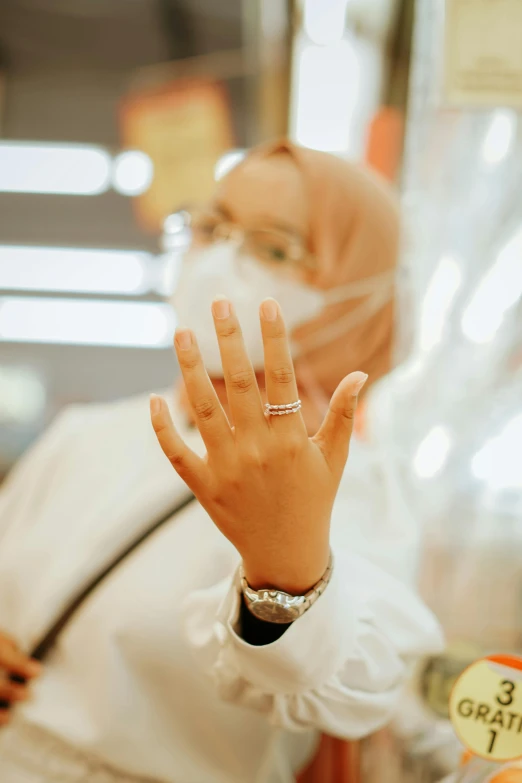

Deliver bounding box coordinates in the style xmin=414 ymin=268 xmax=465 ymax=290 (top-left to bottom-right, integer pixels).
xmin=30 ymin=492 xmax=196 ymax=661
xmin=0 ymin=493 xmax=196 ymax=708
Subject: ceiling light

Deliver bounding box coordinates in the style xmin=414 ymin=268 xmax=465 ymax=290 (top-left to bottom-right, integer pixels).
xmin=303 ymin=0 xmax=349 ymax=45
xmin=112 ymin=150 xmax=154 ymax=196
xmin=0 ymin=297 xmax=175 ymax=348
xmin=0 ymin=246 xmax=150 ymax=295
xmin=293 ymin=39 xmax=359 ymax=153
xmin=0 ymin=142 xmax=111 ymax=195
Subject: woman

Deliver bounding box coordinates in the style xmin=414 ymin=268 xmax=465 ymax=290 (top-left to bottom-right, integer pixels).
xmin=0 ymin=141 xmax=442 ymax=782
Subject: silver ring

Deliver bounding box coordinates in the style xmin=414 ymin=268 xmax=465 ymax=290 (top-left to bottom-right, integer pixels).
xmin=265 ymin=399 xmax=302 ymax=416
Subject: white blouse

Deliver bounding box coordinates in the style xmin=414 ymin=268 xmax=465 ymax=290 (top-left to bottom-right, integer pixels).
xmin=0 ymin=391 xmax=442 ymax=783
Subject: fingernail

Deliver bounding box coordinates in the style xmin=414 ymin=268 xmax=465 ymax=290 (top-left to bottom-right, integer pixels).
xmin=212 ymin=295 xmax=231 ymax=320
xmin=351 ymin=372 xmax=368 ymax=395
xmin=261 ymin=298 xmax=278 ymax=322
xmin=175 ymin=328 xmax=192 ymax=351
xmin=149 ymin=393 xmax=160 ymax=414
xmin=27 ymin=661 xmax=42 ymax=677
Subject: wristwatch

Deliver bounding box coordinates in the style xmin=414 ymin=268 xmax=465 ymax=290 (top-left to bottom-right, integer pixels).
xmin=239 ymin=553 xmax=334 ymax=624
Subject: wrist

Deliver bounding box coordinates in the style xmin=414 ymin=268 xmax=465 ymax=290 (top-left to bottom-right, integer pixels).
xmin=241 ymin=544 xmax=330 ymax=595
xmin=240 ymin=551 xmax=334 ymax=624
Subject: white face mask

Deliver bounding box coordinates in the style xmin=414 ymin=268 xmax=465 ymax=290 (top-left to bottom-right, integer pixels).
xmin=171 ymin=241 xmax=394 ymax=375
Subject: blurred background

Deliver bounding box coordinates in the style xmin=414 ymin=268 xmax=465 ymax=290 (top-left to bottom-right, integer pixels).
xmin=1 ymin=2 xmax=522 ymax=780
xmin=0 ymin=0 xmax=412 ymax=472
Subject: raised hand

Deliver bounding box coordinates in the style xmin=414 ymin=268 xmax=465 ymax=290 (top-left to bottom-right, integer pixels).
xmin=0 ymin=632 xmax=41 ymax=723
xmin=150 ymin=297 xmax=367 ymax=594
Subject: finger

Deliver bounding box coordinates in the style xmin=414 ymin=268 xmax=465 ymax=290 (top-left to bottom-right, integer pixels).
xmin=0 ymin=671 xmax=28 ymax=710
xmin=211 ymin=296 xmax=265 ymax=431
xmin=0 ymin=638 xmax=41 ymax=680
xmin=174 ymin=327 xmax=234 ymax=451
xmin=260 ymin=298 xmax=306 ymax=434
xmin=150 ymin=395 xmax=208 ymax=492
xmin=313 ymin=372 xmax=368 ymax=475
xmin=0 ymin=678 xmax=30 ymax=702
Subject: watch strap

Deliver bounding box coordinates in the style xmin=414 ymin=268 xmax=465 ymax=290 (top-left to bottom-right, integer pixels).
xmin=240 ymin=552 xmax=334 ymax=622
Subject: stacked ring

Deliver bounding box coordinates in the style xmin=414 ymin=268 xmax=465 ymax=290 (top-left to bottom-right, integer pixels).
xmin=264 ymin=400 xmax=302 ymax=416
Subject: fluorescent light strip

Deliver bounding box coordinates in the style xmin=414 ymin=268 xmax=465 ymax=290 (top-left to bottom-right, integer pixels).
xmin=303 ymin=0 xmax=349 ymax=45
xmin=0 ymin=297 xmax=176 ymax=348
xmin=293 ymin=38 xmax=359 ymax=153
xmin=0 ymin=142 xmax=112 ymax=195
xmin=0 ymin=246 xmax=152 ymax=295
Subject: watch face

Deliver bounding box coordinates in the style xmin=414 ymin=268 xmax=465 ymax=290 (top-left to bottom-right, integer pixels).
xmin=250 ymin=601 xmax=301 ymax=624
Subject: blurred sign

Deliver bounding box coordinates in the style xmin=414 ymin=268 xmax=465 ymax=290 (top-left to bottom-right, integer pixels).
xmin=120 ymin=79 xmax=234 ymax=233
xmin=419 ymin=641 xmax=482 ymax=718
xmin=449 ymin=655 xmax=522 ymax=762
xmin=444 ymin=0 xmax=522 ymax=107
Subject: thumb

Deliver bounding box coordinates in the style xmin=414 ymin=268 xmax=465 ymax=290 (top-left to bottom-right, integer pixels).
xmin=313 ymin=371 xmax=368 ymax=475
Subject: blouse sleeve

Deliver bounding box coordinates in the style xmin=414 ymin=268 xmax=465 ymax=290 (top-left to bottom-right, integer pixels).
xmin=182 ymin=546 xmax=443 ymax=738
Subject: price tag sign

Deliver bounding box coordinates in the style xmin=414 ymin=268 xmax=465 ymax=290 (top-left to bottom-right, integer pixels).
xmin=444 ymin=0 xmax=522 ymax=107
xmin=449 ymin=655 xmax=522 ymax=762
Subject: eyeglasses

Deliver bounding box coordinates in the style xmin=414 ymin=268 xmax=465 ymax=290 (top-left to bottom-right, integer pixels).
xmin=167 ymin=207 xmax=315 ymax=274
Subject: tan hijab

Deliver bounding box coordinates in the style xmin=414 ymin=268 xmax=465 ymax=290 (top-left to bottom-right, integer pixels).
xmin=179 ymin=141 xmax=400 ymax=433
xmin=237 ymin=140 xmax=401 ymax=428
